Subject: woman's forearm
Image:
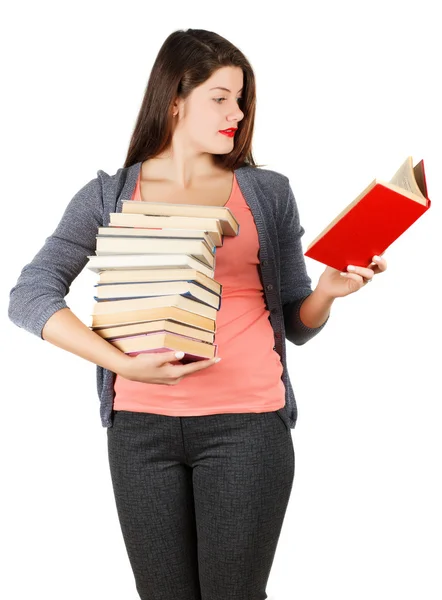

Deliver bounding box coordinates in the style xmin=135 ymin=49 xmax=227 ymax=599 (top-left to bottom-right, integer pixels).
xmin=42 ymin=308 xmax=131 ymax=374
xmin=299 ymin=287 xmax=335 ymax=329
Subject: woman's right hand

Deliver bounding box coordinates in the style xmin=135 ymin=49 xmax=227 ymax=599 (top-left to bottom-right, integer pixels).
xmin=119 ymin=351 xmax=221 ymax=385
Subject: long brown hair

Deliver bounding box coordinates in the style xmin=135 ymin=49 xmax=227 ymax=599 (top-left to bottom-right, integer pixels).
xmin=122 ymin=29 xmax=266 ymax=170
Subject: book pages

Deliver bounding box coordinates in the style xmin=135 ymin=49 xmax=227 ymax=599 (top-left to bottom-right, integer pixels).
xmin=388 ymin=156 xmax=425 ymax=199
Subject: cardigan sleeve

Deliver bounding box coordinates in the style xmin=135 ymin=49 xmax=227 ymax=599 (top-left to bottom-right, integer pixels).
xmin=278 ymin=178 xmax=330 ymax=345
xmin=8 ymin=174 xmax=104 ymax=339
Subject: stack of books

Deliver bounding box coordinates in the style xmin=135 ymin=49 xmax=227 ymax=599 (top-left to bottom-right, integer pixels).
xmin=85 ymin=200 xmax=240 ymax=363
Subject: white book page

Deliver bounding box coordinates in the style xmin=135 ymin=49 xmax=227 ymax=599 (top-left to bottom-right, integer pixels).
xmin=388 ymin=156 xmax=425 ymax=198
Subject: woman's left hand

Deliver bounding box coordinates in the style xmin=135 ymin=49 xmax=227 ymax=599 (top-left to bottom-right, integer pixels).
xmin=316 ymin=255 xmax=388 ymax=299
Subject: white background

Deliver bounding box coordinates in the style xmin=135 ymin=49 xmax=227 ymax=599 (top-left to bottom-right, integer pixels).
xmin=1 ymin=1 xmax=441 ymax=599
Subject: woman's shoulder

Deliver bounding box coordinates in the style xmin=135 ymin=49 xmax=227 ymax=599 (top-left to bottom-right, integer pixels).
xmin=95 ymin=162 xmax=140 ymax=206
xmin=235 ymin=164 xmax=289 ymax=195
xmin=96 ymin=163 xmax=137 ymax=189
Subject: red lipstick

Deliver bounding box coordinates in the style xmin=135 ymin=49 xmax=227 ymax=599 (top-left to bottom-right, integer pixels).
xmin=219 ymin=128 xmax=237 ymax=138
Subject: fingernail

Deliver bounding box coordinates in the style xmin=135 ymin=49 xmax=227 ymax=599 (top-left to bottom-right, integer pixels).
xmin=214 ymin=357 xmax=222 ymax=363
xmin=347 ymin=265 xmax=356 ymax=271
xmin=340 ymin=272 xmax=348 ymax=277
xmin=373 ymin=255 xmax=381 ymax=261
xmin=175 ymin=351 xmax=185 ymax=358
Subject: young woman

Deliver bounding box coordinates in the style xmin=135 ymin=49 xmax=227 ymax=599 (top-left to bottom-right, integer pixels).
xmin=8 ymin=28 xmax=387 ymax=600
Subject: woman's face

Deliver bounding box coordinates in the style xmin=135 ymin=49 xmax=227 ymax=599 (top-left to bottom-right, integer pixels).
xmin=172 ymin=66 xmax=245 ymax=155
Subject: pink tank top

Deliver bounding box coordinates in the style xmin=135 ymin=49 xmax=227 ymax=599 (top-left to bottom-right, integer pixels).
xmin=113 ymin=170 xmax=285 ymax=416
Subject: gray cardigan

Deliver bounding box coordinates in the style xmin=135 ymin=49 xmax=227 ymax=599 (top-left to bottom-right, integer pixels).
xmin=8 ymin=161 xmax=329 ymax=429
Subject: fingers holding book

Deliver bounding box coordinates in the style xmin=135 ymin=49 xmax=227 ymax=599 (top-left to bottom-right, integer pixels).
xmin=118 ymin=350 xmax=222 ymax=386
xmin=317 ymin=255 xmax=388 ymax=299
xmin=342 ymin=255 xmax=387 ymax=284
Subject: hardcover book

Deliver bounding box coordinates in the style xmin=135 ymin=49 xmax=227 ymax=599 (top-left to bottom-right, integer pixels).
xmin=304 ymin=157 xmax=431 ymax=271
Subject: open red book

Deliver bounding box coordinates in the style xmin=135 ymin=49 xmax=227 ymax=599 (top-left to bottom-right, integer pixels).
xmin=304 ymin=157 xmax=431 ymax=272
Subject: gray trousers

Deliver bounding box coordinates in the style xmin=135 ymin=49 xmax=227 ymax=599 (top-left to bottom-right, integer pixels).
xmin=107 ymin=408 xmax=295 ymax=600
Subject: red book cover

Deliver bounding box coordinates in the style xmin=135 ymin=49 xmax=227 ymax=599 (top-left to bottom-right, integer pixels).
xmin=126 ymin=348 xmax=216 ymax=364
xmin=114 ymin=331 xmax=218 ymax=363
xmin=304 ymin=158 xmax=431 ymax=272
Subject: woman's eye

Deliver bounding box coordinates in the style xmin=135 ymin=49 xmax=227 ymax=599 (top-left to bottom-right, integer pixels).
xmin=214 ymin=97 xmax=243 ymax=104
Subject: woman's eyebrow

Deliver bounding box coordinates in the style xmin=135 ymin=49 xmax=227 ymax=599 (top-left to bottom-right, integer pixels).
xmin=209 ymin=86 xmax=243 ymax=93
